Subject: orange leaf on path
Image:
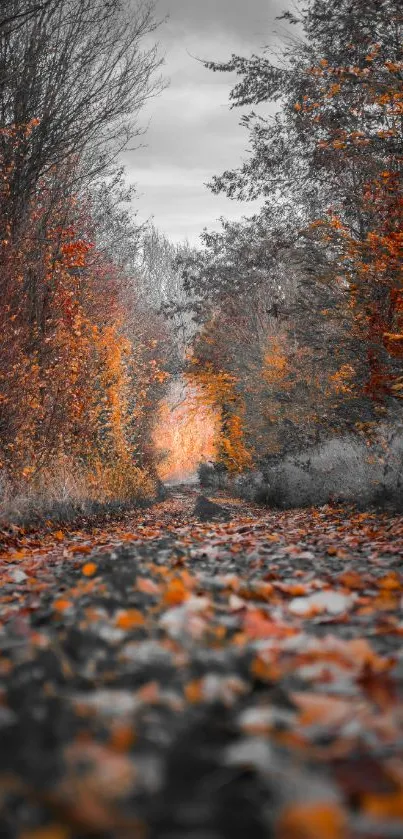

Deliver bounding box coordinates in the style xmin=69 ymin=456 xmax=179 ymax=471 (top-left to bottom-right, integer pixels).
xmin=82 ymin=562 xmax=97 ymax=577
xmin=243 ymin=609 xmax=294 ymax=639
xmin=276 ymin=802 xmax=346 ymax=839
xmin=69 ymin=545 xmax=93 ymax=555
xmin=362 ymin=789 xmax=403 ymax=819
xmin=292 ymin=692 xmax=352 ymax=728
xmin=137 ymin=576 xmax=160 ymax=595
xmin=109 ymin=724 xmax=136 ymax=753
xmin=137 ymin=681 xmax=159 ymax=703
xmin=20 ymin=825 xmax=71 ymax=839
xmin=378 ymin=572 xmax=401 ymax=591
xmin=115 ymin=609 xmax=145 ymax=630
xmin=53 ymin=598 xmax=73 ymax=613
xmin=163 ymin=576 xmax=190 ymax=606
xmin=185 ymin=679 xmax=204 ymax=703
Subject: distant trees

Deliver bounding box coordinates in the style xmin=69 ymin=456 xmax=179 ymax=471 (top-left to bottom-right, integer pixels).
xmin=138 ymin=226 xmax=198 ymax=367
xmin=179 ymin=0 xmax=403 ymax=468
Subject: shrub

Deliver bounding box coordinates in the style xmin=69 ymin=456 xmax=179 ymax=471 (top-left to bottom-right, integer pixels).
xmin=0 ymin=454 xmax=156 ymax=527
xmin=198 ymin=461 xmax=228 ymax=490
xmin=234 ymin=424 xmax=403 ymax=510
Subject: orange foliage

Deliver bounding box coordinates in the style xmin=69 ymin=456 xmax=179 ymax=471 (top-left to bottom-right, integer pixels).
xmin=263 ymin=337 xmax=288 ymax=385
xmin=277 ymin=802 xmax=347 ymax=839
xmin=317 ymin=171 xmax=403 ymax=401
xmin=307 ymin=48 xmax=403 ymax=403
xmin=0 ymin=122 xmax=164 ymax=503
xmin=188 ymin=366 xmax=253 ymax=472
xmin=153 ymin=380 xmax=219 ymax=481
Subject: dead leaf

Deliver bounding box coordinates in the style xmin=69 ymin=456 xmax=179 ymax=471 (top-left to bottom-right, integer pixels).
xmin=276 ymin=802 xmax=347 ymax=839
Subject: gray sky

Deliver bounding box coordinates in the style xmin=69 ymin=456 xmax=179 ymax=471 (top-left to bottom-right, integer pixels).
xmin=124 ymin=0 xmax=284 ymax=244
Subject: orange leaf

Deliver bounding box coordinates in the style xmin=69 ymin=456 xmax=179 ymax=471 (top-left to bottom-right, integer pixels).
xmin=115 ymin=609 xmax=145 ymax=630
xmin=163 ymin=576 xmax=190 ymax=606
xmin=137 ymin=576 xmax=160 ymax=595
xmin=345 ymin=638 xmax=387 ymax=672
xmin=338 ymin=570 xmax=363 ymax=589
xmin=239 ymin=581 xmax=274 ymax=602
xmin=109 ymin=723 xmax=136 ymax=753
xmin=53 ymin=598 xmax=73 ymax=613
xmin=185 ymin=679 xmax=204 ymax=703
xmin=363 ymin=790 xmax=403 ymax=819
xmin=378 ymin=572 xmax=401 ymax=591
xmin=69 ymin=545 xmax=93 ymax=555
xmin=243 ymin=609 xmax=294 ymax=640
xmin=137 ymin=681 xmax=159 ymax=703
xmin=82 ymin=562 xmax=97 ymax=577
xmin=292 ymin=692 xmax=351 ymax=727
xmin=9 ymin=550 xmax=27 ymax=560
xmin=251 ymin=655 xmax=281 ymax=683
xmin=20 ymin=825 xmax=71 ymax=839
xmin=277 ymin=802 xmax=346 ymax=839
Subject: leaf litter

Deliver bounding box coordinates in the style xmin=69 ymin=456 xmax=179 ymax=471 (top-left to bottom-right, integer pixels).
xmin=0 ymin=488 xmax=402 ymax=838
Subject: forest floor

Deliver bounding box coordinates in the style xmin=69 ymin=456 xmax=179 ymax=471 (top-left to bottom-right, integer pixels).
xmin=0 ymin=486 xmax=403 ymax=838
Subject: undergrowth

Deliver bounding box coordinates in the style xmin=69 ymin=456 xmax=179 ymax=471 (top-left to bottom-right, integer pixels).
xmin=200 ymin=424 xmax=403 ymax=510
xmin=0 ymin=455 xmax=157 ymax=527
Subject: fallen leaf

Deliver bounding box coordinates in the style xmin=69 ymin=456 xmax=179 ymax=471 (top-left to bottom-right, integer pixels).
xmin=82 ymin=562 xmax=97 ymax=577
xmin=292 ymin=692 xmax=352 ymax=728
xmin=378 ymin=572 xmax=401 ymax=591
xmin=289 ymin=590 xmax=353 ymax=617
xmin=69 ymin=545 xmax=93 ymax=555
xmin=163 ymin=575 xmax=190 ymax=606
xmin=115 ymin=609 xmax=145 ymax=630
xmin=276 ymin=802 xmax=347 ymax=839
xmin=20 ymin=826 xmax=71 ymax=839
xmin=53 ymin=598 xmax=73 ymax=613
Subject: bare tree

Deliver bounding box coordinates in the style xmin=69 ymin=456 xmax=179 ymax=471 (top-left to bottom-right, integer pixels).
xmin=0 ymin=0 xmax=53 ymax=33
xmin=0 ymin=0 xmax=163 ymax=233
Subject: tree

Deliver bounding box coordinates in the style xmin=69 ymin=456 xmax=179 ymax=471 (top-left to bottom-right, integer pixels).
xmin=0 ymin=0 xmax=162 ymax=236
xmin=138 ymin=227 xmax=198 ymax=367
xmin=204 ymin=0 xmax=402 ymax=400
xmin=179 ymin=0 xmax=402 ymax=469
xmin=0 ymin=0 xmax=53 ymax=33
xmin=0 ymin=0 xmax=166 ymax=501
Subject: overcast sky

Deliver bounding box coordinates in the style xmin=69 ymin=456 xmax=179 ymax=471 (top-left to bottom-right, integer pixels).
xmin=124 ymin=0 xmax=285 ymax=245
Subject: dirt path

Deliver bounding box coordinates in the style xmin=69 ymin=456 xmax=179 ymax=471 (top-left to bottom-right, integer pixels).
xmin=0 ymin=488 xmax=403 ymax=838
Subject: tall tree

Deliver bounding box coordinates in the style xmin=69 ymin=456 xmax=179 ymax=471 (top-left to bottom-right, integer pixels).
xmin=180 ymin=0 xmax=402 ymax=467
xmin=0 ymin=0 xmax=166 ymax=499
xmin=0 ymin=0 xmax=162 ymax=235
xmin=205 ymin=0 xmax=402 ymax=399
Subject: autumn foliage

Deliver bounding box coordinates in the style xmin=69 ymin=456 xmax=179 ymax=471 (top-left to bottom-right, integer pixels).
xmin=177 ymin=0 xmax=403 ymax=473
xmin=0 ymin=143 xmax=166 ymax=506
xmin=0 ymin=2 xmax=165 ymax=512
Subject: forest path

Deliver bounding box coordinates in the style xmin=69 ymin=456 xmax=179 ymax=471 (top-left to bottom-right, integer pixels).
xmin=1 ymin=488 xmax=403 ymax=837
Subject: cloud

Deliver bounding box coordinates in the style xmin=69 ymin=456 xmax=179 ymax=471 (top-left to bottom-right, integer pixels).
xmin=124 ymin=0 xmax=284 ymax=243
xmin=156 ymin=0 xmax=283 ymax=45
xmin=128 ymin=167 xmax=260 ymax=242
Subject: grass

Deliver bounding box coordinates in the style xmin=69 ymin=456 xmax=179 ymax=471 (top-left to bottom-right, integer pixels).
xmin=0 ymin=456 xmax=158 ymax=529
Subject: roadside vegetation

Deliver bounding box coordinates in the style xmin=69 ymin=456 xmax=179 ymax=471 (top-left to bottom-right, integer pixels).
xmin=1 ymin=0 xmax=402 ymax=519
xmin=178 ymin=0 xmax=403 ymax=506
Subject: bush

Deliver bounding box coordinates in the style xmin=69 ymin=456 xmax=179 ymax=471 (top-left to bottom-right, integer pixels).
xmin=233 ymin=424 xmax=403 ymax=510
xmin=0 ymin=455 xmax=156 ymax=527
xmin=198 ymin=461 xmax=228 ymax=491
